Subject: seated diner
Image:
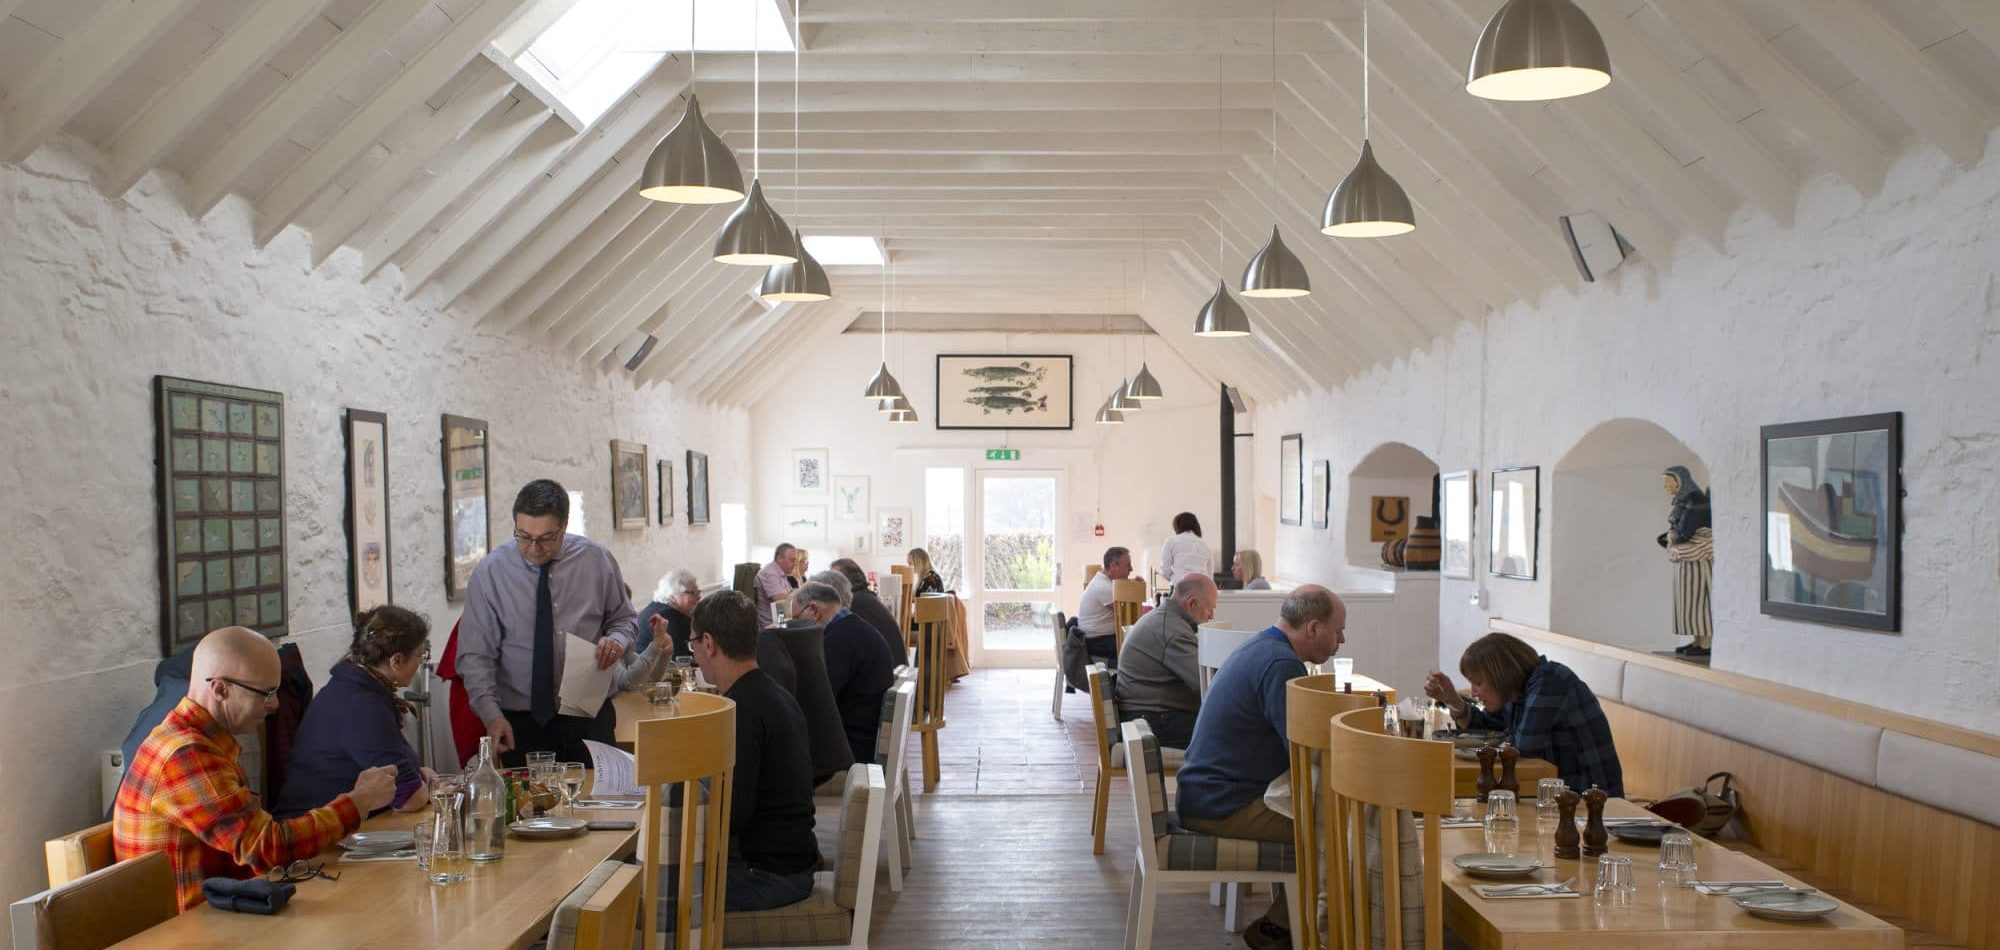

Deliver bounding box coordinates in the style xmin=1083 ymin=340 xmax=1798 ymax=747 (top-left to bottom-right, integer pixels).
xmin=1426 ymin=631 xmax=1625 ymax=798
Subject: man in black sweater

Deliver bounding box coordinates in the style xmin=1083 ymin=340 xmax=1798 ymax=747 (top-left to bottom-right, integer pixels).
xmin=830 ymin=558 xmax=909 ymax=666
xmin=790 ymin=581 xmax=895 ymax=765
xmin=688 ymin=591 xmax=819 ymax=911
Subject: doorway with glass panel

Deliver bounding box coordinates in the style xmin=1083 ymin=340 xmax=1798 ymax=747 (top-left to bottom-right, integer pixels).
xmin=969 ymin=469 xmax=1063 ymax=667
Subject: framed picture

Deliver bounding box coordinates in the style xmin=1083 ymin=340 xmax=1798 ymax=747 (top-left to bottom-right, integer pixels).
xmin=442 ymin=415 xmax=489 ymax=601
xmin=155 ymin=377 xmax=289 ymax=655
xmin=790 ymin=448 xmax=829 ymax=496
xmin=657 ymin=459 xmax=675 ymax=525
xmin=1488 ymin=466 xmax=1539 ymax=580
xmin=833 ymin=475 xmax=869 ymax=522
xmin=1310 ymin=461 xmax=1330 ymax=529
xmin=850 ymin=530 xmax=873 ymax=554
xmin=781 ymin=505 xmax=827 ymax=542
xmin=1761 ymin=412 xmax=1901 ymax=631
xmin=935 ymin=354 xmax=1073 ymax=429
xmin=686 ymin=450 xmax=710 ymax=525
xmin=1279 ymin=434 xmax=1303 ymax=526
xmin=610 ymin=440 xmax=649 ymax=530
xmin=1370 ymin=496 xmax=1410 ymax=542
xmin=1439 ymin=470 xmax=1476 ymax=579
xmin=877 ymin=507 xmax=912 ymax=552
xmin=343 ymin=409 xmax=392 ymax=616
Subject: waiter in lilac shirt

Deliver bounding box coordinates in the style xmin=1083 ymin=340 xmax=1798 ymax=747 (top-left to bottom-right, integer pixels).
xmin=753 ymin=543 xmax=801 ymax=625
xmin=456 ymin=479 xmax=638 ymax=766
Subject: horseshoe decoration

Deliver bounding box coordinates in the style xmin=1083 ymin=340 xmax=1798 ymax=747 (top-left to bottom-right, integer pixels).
xmin=1371 ymin=496 xmax=1410 ymax=541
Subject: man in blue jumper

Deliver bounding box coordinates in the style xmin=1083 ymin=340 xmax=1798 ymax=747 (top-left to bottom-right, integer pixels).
xmin=1174 ymin=585 xmax=1347 ymax=950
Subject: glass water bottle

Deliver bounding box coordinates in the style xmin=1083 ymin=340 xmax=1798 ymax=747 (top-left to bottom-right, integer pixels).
xmin=464 ymin=736 xmax=507 ymax=861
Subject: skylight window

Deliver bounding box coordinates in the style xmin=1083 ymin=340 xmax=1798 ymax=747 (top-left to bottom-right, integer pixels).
xmin=802 ymin=236 xmax=885 ymax=267
xmin=497 ymin=0 xmax=794 ymax=131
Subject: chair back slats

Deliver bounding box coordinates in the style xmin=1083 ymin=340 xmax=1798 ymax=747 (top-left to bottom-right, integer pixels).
xmin=1084 ymin=563 xmax=1102 ymax=584
xmin=910 ymin=595 xmax=952 ymax=790
xmin=553 ymin=861 xmax=642 ymax=950
xmin=890 ymin=565 xmax=916 ymax=633
xmin=1119 ymin=720 xmax=1169 ymax=877
xmin=1111 ymin=579 xmax=1146 ymax=654
xmin=1285 ymin=676 xmax=1381 ymax=950
xmin=43 ymin=822 xmax=114 ymax=888
xmin=11 ymin=850 xmax=176 ymax=950
xmin=1326 ymin=706 xmax=1452 ymax=950
xmin=636 ymin=693 xmax=737 ymax=950
xmin=1085 ymin=663 xmax=1118 ymax=771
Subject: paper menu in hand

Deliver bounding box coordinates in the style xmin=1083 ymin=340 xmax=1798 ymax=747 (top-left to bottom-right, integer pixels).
xmin=558 ymin=633 xmax=614 ymax=718
xmin=582 ymin=740 xmax=642 ymax=799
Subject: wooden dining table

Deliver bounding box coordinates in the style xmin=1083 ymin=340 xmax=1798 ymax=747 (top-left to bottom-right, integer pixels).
xmin=1450 ymin=751 xmax=1558 ymax=799
xmin=1439 ymin=798 xmax=1903 ymax=949
xmin=110 ymin=796 xmax=642 ymax=950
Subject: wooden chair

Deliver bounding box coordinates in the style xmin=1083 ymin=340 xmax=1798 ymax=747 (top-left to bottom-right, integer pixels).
xmin=1325 ymin=706 xmax=1453 ymax=950
xmin=1085 ymin=563 xmax=1102 ymax=584
xmin=890 ymin=666 xmax=919 ymax=849
xmin=726 ymin=764 xmax=887 ymax=950
xmin=544 ymin=860 xmax=642 ymax=950
xmin=9 ymin=851 xmax=176 ymax=950
xmin=1112 ymin=579 xmax=1147 ymax=656
xmin=817 ymin=680 xmax=917 ymax=891
xmin=637 ymin=691 xmax=736 ymax=950
xmin=1287 ymin=676 xmax=1391 ymax=950
xmin=1085 ymin=662 xmax=1182 ymax=855
xmin=1120 ymin=720 xmax=1302 ymax=950
xmin=1195 ymin=625 xmax=1254 ymax=698
xmin=889 ymin=565 xmax=916 ymax=638
xmin=1049 ymin=609 xmax=1069 ymax=721
xmin=43 ymin=822 xmax=114 ymax=888
xmin=910 ymin=595 xmax=952 ymax=791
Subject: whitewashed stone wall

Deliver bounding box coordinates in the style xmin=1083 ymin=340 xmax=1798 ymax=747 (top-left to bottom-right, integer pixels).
xmin=0 ymin=137 xmax=747 ymax=920
xmin=1253 ymin=133 xmax=2000 ymax=735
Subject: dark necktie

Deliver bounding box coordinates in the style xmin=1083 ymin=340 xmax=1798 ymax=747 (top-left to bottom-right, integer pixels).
xmin=531 ymin=561 xmax=556 ymax=724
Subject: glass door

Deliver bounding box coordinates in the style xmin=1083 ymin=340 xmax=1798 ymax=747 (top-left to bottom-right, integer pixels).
xmin=972 ymin=469 xmax=1062 ymax=667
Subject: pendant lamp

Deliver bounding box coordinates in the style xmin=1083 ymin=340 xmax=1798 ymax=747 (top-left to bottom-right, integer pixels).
xmin=1194 ymin=279 xmax=1252 ymax=338
xmin=888 ymin=406 xmax=919 ymax=424
xmin=1242 ymin=5 xmax=1310 ymax=297
xmin=863 ymin=363 xmax=900 ymax=403
xmin=1466 ymin=0 xmax=1611 ymax=102
xmin=1126 ymin=363 xmax=1164 ymax=400
xmin=761 ymin=229 xmax=831 ymax=301
xmin=638 ymin=2 xmax=743 ymax=203
xmin=713 ymin=0 xmax=797 ymax=265
xmin=1095 ymin=397 xmax=1126 ymax=425
xmin=1323 ymin=0 xmax=1415 ymax=238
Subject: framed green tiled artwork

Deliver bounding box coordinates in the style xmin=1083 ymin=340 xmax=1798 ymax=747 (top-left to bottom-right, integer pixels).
xmin=157 ymin=377 xmax=287 ymax=655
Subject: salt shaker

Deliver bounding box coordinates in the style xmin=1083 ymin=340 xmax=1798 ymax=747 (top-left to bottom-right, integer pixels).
xmin=1497 ymin=743 xmax=1521 ymax=797
xmin=1475 ymin=746 xmax=1498 ymax=802
xmin=1581 ymin=786 xmax=1610 ymax=857
xmin=1553 ymin=788 xmax=1582 ymax=859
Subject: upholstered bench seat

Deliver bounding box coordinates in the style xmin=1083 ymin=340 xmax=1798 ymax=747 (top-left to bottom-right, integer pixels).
xmin=1156 ymin=832 xmax=1296 ymax=873
xmin=723 ymin=873 xmax=851 ymax=946
xmin=1111 ymin=741 xmax=1185 ymax=770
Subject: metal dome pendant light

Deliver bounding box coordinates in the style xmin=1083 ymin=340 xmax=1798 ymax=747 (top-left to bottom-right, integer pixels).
xmin=1466 ymin=0 xmax=1611 ymax=102
xmin=863 ymin=230 xmax=899 ymax=403
xmin=1194 ymin=209 xmax=1251 ymax=337
xmin=761 ymin=12 xmax=830 ymax=300
xmin=1108 ymin=384 xmax=1139 ymax=412
xmin=1242 ymin=5 xmax=1310 ymax=298
xmin=1322 ymin=0 xmax=1415 ymax=238
xmin=1094 ymin=396 xmax=1126 ymax=425
xmin=714 ymin=0 xmax=798 ymax=265
xmin=639 ymin=3 xmax=743 ymax=204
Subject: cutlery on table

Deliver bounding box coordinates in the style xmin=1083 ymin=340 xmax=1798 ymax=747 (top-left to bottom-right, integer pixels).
xmin=1482 ymin=877 xmax=1577 ymax=894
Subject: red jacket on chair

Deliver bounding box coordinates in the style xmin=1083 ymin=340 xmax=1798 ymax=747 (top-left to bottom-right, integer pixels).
xmin=435 ymin=619 xmax=486 ymax=769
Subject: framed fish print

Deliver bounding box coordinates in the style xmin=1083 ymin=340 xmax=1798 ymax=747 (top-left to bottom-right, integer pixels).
xmin=1761 ymin=412 xmax=1901 ymax=631
xmin=442 ymin=415 xmax=489 ymax=601
xmin=781 ymin=505 xmax=827 ymax=542
xmin=611 ymin=439 xmax=648 ymax=530
xmin=657 ymin=459 xmax=675 ymax=525
xmin=935 ymin=354 xmax=1073 ymax=430
xmin=686 ymin=450 xmax=710 ymax=525
xmin=833 ymin=475 xmax=869 ymax=522
xmin=344 ymin=409 xmax=392 ymax=617
xmin=155 ymin=376 xmax=289 ymax=655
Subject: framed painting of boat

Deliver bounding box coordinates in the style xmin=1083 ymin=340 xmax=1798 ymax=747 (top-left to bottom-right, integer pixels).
xmin=1761 ymin=412 xmax=1901 ymax=632
xmin=935 ymin=354 xmax=1073 ymax=430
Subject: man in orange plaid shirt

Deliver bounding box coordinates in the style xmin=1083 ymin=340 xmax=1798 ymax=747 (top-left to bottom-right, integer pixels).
xmin=115 ymin=626 xmax=398 ymax=910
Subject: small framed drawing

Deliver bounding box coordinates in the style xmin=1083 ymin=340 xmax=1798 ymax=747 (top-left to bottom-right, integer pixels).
xmin=441 ymin=415 xmax=490 ymax=601
xmin=790 ymin=448 xmax=829 ymax=496
xmin=344 ymin=409 xmax=392 ymax=616
xmin=1279 ymin=434 xmax=1303 ymax=526
xmin=1310 ymin=461 xmax=1330 ymax=529
xmin=1761 ymin=412 xmax=1901 ymax=631
xmin=781 ymin=505 xmax=827 ymax=542
xmin=657 ymin=459 xmax=675 ymax=525
xmin=833 ymin=475 xmax=869 ymax=522
xmin=1488 ymin=466 xmax=1539 ymax=580
xmin=686 ymin=450 xmax=710 ymax=525
xmin=877 ymin=507 xmax=912 ymax=551
xmin=850 ymin=530 xmax=873 ymax=555
xmin=1439 ymin=470 xmax=1476 ymax=579
xmin=610 ymin=440 xmax=649 ymax=530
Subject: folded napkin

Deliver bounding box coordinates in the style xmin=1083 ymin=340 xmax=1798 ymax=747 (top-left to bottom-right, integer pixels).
xmin=1691 ymin=880 xmax=1787 ymax=896
xmin=1473 ymin=884 xmax=1580 ymax=900
xmin=202 ymin=877 xmax=295 ymax=915
xmin=1421 ymin=816 xmax=1483 ymax=828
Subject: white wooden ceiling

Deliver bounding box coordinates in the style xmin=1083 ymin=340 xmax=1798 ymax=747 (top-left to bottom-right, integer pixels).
xmin=4 ymin=0 xmax=1999 ymax=405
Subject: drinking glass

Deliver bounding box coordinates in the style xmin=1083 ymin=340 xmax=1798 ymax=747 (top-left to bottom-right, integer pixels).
xmin=427 ymin=802 xmax=468 ymax=885
xmin=561 ymin=762 xmax=587 ymax=818
xmin=1658 ymin=830 xmax=1699 ymax=886
xmin=1332 ymin=657 xmax=1355 ymax=687
xmin=1382 ymin=703 xmax=1402 ymax=737
xmin=1536 ymin=778 xmax=1567 ymax=825
xmin=412 ymin=818 xmax=434 ymax=871
xmin=1451 ymin=798 xmax=1478 ymax=822
xmin=526 ymin=750 xmax=555 ymax=772
xmin=1483 ymin=789 xmax=1520 ymax=854
xmin=1594 ymin=854 xmax=1636 ymax=906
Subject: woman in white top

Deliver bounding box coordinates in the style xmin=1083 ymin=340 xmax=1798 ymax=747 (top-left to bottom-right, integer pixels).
xmin=1158 ymin=512 xmax=1214 ymax=585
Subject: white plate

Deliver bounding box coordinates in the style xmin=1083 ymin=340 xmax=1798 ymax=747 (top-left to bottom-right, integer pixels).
xmin=1451 ymin=853 xmax=1545 ymax=879
xmin=509 ymin=816 xmax=589 ymax=839
xmin=1734 ymin=891 xmax=1838 ymax=921
xmin=339 ymin=830 xmax=414 ymax=852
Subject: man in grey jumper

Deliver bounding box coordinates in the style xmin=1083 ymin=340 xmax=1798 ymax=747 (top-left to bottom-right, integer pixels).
xmin=1113 ymin=573 xmax=1218 ymax=748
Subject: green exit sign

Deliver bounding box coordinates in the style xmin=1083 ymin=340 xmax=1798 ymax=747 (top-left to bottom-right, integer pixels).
xmin=986 ymin=449 xmax=1021 ymax=461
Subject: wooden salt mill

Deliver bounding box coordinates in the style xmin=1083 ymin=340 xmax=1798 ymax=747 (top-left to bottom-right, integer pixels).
xmin=1497 ymin=743 xmax=1522 ymax=797
xmin=1552 ymin=788 xmax=1582 ymax=859
xmin=1581 ymin=786 xmax=1610 ymax=857
xmin=1475 ymin=746 xmax=1498 ymax=802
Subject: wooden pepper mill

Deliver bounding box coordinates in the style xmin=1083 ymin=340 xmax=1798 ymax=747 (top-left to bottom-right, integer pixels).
xmin=1475 ymin=745 xmax=1498 ymax=802
xmin=1553 ymin=788 xmax=1582 ymax=859
xmin=1497 ymin=743 xmax=1521 ymax=797
xmin=1581 ymin=786 xmax=1610 ymax=857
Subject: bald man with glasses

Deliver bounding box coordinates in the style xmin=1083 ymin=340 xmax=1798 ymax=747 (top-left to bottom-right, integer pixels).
xmin=457 ymin=479 xmax=639 ymax=766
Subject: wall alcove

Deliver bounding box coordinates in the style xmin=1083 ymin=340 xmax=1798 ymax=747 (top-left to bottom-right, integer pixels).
xmin=1345 ymin=442 xmax=1441 ymax=570
xmin=1548 ymin=418 xmax=1710 ymax=653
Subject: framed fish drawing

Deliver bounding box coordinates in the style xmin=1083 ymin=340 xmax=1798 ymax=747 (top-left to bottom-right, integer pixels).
xmin=935 ymin=354 xmax=1073 ymax=430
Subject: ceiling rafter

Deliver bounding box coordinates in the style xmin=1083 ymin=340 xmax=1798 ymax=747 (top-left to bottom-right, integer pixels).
xmin=0 ymin=0 xmax=205 ymax=163
xmin=355 ymin=102 xmax=552 ymax=278
xmin=1774 ymin=0 xmax=1992 ymax=167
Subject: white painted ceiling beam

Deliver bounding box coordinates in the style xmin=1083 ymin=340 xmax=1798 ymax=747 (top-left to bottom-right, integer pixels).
xmin=572 ymin=249 xmax=750 ymax=364
xmin=252 ymin=0 xmax=545 ymax=246
xmin=521 ymin=201 xmax=703 ymax=337
xmin=0 ymin=0 xmax=205 ymax=163
xmin=1935 ymin=0 xmax=2000 ymax=59
xmin=355 ymin=103 xmax=552 ymax=279
xmin=795 ymin=0 xmax=1345 ymax=25
xmin=449 ymin=161 xmax=648 ymax=315
xmin=481 ymin=198 xmax=677 ymax=330
xmin=800 ymin=20 xmax=1345 ymax=55
xmin=394 ymin=113 xmax=574 ymax=291
xmin=102 ymin=0 xmax=336 ymax=196
xmin=706 ymin=108 xmax=1271 ymax=136
xmin=672 ymin=297 xmax=797 ymax=395
xmin=714 ymin=128 xmax=1269 ymax=157
xmin=693 ymin=81 xmax=1275 ymax=114
xmin=1164 ymin=220 xmax=1359 ymax=383
xmin=699 ymin=301 xmax=855 ymax=404
xmin=694 ymin=52 xmax=1306 ymax=85
xmin=1158 ymin=245 xmax=1328 ymax=390
xmin=1775 ymin=0 xmax=1992 ymax=167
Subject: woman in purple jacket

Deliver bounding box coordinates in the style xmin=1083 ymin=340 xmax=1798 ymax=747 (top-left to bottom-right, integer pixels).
xmin=274 ymin=606 xmax=437 ymax=818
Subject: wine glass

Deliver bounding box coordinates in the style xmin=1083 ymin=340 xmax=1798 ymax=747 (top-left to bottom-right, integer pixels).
xmin=560 ymin=762 xmax=586 ymax=818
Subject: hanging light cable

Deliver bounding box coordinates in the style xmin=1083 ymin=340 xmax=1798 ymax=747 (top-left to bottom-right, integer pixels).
xmin=715 ymin=0 xmax=798 ymax=264
xmin=862 ymin=221 xmax=898 ymax=402
xmin=1322 ymin=0 xmax=1415 ymax=238
xmin=761 ymin=0 xmax=830 ymax=299
xmin=1197 ymin=54 xmax=1252 ymax=338
xmin=639 ymin=0 xmax=744 ymax=203
xmin=1242 ymin=3 xmax=1310 ymax=297
xmin=887 ymin=249 xmax=917 ymax=423
xmin=1466 ymin=0 xmax=1611 ymax=102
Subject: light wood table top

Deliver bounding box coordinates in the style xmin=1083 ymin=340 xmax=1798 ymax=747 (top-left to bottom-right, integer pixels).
xmin=614 ymin=688 xmax=719 ymax=744
xmin=1450 ymin=752 xmax=1557 ymax=799
xmin=1441 ymin=799 xmax=1903 ymax=950
xmin=113 ymin=796 xmax=640 ymax=950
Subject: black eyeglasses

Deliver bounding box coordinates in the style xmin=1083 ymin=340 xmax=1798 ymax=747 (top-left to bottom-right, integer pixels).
xmin=265 ymin=860 xmax=339 ymax=884
xmin=207 ymin=676 xmax=280 ymax=700
xmin=513 ymin=531 xmax=562 ymax=548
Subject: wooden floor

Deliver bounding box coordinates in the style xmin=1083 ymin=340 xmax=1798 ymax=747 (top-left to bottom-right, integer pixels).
xmin=838 ymin=667 xmax=1256 ymax=950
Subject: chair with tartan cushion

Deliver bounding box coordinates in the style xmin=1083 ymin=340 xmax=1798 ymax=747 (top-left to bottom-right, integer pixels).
xmin=815 ymin=680 xmax=917 ymax=891
xmin=639 ymin=692 xmax=736 ymax=950
xmin=542 ymin=860 xmax=642 ymax=950
xmin=1285 ymin=675 xmax=1388 ymax=950
xmin=1085 ymin=663 xmax=1182 ymax=855
xmin=1325 ymin=707 xmax=1451 ymax=950
xmin=1121 ymin=720 xmax=1302 ymax=950
xmin=725 ymin=763 xmax=886 ymax=950
xmin=1049 ymin=609 xmax=1068 ymax=722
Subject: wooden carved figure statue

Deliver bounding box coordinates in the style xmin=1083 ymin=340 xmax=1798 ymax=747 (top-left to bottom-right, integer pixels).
xmin=1658 ymin=465 xmax=1714 ymax=658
